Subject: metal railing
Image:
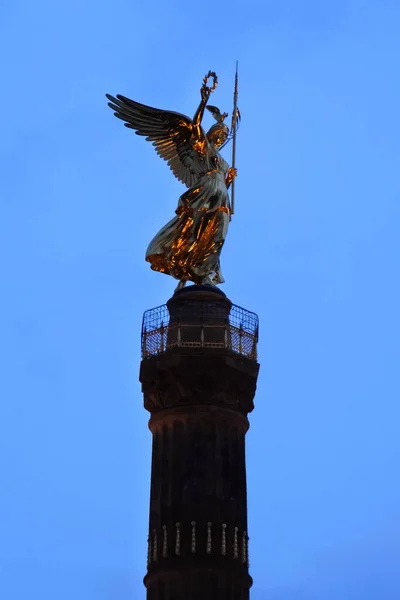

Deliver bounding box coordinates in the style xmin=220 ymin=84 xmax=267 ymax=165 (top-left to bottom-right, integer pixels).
xmin=141 ymin=303 xmax=258 ymax=360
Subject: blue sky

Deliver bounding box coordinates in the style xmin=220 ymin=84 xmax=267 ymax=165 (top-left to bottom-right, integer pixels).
xmin=1 ymin=0 xmax=399 ymax=598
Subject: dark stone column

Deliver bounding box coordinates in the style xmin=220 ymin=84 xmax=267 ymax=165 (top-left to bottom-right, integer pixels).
xmin=140 ymin=286 xmax=260 ymax=600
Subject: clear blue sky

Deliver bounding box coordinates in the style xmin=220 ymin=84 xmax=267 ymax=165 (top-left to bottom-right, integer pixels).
xmin=1 ymin=1 xmax=399 ymax=598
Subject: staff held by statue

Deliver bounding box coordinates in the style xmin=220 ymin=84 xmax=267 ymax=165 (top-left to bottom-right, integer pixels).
xmin=230 ymin=61 xmax=239 ymax=216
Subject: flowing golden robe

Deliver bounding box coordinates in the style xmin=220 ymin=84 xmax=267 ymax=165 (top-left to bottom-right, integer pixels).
xmin=146 ymin=150 xmax=230 ymax=284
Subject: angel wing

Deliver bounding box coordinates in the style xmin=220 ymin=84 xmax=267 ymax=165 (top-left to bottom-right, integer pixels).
xmin=106 ymin=94 xmax=209 ymax=188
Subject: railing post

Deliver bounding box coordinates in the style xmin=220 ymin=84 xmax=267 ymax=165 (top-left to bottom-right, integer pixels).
xmin=160 ymin=321 xmax=165 ymax=353
xmin=142 ymin=326 xmax=147 ymax=358
xmin=251 ymin=325 xmax=258 ymax=360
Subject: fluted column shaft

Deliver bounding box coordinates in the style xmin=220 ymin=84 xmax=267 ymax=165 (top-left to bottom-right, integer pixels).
xmin=140 ymin=287 xmax=259 ymax=600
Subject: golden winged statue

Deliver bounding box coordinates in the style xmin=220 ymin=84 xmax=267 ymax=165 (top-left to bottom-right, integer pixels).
xmin=106 ymin=71 xmax=237 ymax=290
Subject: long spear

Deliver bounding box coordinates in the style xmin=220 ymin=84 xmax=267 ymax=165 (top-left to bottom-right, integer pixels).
xmin=230 ymin=61 xmax=239 ymax=216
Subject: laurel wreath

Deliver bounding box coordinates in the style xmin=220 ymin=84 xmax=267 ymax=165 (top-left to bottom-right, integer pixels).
xmin=202 ymin=71 xmax=218 ymax=94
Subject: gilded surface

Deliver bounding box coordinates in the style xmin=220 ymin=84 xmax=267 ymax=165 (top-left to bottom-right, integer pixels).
xmin=106 ymin=71 xmax=237 ymax=289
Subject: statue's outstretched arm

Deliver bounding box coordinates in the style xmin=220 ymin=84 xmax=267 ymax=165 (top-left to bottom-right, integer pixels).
xmin=192 ymin=87 xmax=209 ymax=138
xmin=192 ymin=71 xmax=217 ymax=142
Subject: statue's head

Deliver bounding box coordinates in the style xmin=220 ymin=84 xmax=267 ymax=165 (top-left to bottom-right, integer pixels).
xmin=205 ymin=104 xmax=230 ymax=148
xmin=207 ymin=123 xmax=229 ymax=148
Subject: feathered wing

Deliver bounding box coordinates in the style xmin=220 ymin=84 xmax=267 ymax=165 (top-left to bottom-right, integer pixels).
xmin=106 ymin=94 xmax=208 ymax=188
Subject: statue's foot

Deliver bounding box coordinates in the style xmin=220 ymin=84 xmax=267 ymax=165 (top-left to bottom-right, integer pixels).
xmin=175 ymin=279 xmax=187 ymax=292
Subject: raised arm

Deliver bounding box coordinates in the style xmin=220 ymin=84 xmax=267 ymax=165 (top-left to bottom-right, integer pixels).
xmin=192 ymin=86 xmax=209 ymax=137
xmin=191 ymin=71 xmax=217 ymax=143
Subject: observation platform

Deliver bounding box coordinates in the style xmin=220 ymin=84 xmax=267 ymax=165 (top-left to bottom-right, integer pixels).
xmin=141 ymin=285 xmax=259 ymax=361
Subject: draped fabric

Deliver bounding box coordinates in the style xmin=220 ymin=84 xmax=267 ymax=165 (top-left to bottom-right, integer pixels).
xmin=146 ymin=154 xmax=230 ymax=284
